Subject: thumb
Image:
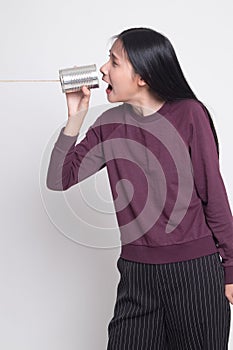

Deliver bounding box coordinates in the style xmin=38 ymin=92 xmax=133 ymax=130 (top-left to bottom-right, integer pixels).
xmin=225 ymin=285 xmax=233 ymax=305
xmin=225 ymin=293 xmax=233 ymax=305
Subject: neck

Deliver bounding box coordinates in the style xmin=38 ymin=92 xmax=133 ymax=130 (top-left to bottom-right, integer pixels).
xmin=132 ymin=101 xmax=165 ymax=116
xmin=129 ymin=90 xmax=166 ymax=117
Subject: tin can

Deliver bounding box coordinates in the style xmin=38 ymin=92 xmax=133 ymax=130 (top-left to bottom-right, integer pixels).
xmin=59 ymin=64 xmax=99 ymax=93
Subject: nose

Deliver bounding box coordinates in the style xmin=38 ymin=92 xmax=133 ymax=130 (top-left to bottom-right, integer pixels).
xmin=99 ymin=61 xmax=108 ymax=76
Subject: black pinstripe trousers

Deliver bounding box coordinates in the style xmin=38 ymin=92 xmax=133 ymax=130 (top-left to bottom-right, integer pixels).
xmin=106 ymin=252 xmax=231 ymax=350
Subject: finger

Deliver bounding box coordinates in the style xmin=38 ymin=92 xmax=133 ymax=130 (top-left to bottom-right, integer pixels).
xmin=81 ymin=95 xmax=91 ymax=109
xmin=79 ymin=87 xmax=91 ymax=110
xmin=82 ymin=85 xmax=91 ymax=97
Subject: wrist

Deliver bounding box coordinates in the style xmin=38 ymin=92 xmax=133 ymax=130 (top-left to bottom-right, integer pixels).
xmin=64 ymin=116 xmax=83 ymax=136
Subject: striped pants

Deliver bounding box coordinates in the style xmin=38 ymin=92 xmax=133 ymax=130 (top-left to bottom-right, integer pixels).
xmin=106 ymin=252 xmax=231 ymax=350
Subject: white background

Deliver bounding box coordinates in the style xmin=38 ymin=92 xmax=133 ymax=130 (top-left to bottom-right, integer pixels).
xmin=0 ymin=0 xmax=233 ymax=349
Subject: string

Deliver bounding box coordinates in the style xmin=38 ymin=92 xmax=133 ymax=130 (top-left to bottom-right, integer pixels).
xmin=0 ymin=79 xmax=59 ymax=82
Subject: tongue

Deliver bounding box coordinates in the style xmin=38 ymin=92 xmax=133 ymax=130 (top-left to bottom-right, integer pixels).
xmin=106 ymin=84 xmax=112 ymax=93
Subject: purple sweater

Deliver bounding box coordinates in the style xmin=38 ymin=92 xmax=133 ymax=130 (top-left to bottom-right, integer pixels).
xmin=47 ymin=99 xmax=233 ymax=284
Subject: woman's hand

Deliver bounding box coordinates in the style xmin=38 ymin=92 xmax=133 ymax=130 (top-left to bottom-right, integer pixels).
xmin=65 ymin=85 xmax=91 ymax=118
xmin=225 ymin=284 xmax=233 ymax=304
xmin=63 ymin=85 xmax=91 ymax=136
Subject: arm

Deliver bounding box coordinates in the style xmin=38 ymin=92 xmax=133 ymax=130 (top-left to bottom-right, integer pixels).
xmin=189 ymin=102 xmax=233 ymax=284
xmin=46 ymin=85 xmax=106 ymax=191
xmin=46 ymin=114 xmax=106 ymax=191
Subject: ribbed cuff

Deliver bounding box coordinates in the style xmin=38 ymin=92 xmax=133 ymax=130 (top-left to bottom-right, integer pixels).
xmin=54 ymin=127 xmax=79 ymax=152
xmin=224 ymin=265 xmax=233 ymax=284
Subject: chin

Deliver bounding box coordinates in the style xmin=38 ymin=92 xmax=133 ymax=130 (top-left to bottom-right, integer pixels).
xmin=107 ymin=95 xmax=120 ymax=103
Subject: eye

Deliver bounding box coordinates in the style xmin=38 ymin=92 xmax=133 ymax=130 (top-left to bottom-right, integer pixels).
xmin=108 ymin=54 xmax=118 ymax=67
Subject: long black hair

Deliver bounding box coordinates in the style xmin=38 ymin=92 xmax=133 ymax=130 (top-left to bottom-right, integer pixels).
xmin=111 ymin=27 xmax=219 ymax=157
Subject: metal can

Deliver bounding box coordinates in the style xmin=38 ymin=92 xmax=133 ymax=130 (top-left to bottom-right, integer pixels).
xmin=59 ymin=64 xmax=99 ymax=93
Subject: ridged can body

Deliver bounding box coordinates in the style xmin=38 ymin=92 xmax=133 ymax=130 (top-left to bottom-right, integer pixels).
xmin=59 ymin=64 xmax=99 ymax=93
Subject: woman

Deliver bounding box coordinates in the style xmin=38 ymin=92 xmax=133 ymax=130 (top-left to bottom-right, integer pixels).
xmin=47 ymin=27 xmax=233 ymax=349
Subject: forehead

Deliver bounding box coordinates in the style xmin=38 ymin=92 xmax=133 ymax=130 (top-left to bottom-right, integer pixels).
xmin=110 ymin=39 xmax=126 ymax=59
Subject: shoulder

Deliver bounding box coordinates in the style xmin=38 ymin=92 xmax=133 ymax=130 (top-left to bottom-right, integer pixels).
xmin=98 ymin=103 xmax=125 ymax=122
xmin=88 ymin=103 xmax=124 ymax=140
xmin=87 ymin=103 xmax=124 ymax=129
xmin=169 ymin=98 xmax=207 ymax=115
xmin=164 ymin=98 xmax=215 ymax=148
xmin=169 ymin=98 xmax=211 ymax=127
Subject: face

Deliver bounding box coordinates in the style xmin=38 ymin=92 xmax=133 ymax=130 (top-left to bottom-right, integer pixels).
xmin=100 ymin=39 xmax=146 ymax=104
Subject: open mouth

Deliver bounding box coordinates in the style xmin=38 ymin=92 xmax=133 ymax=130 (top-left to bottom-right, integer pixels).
xmin=106 ymin=83 xmax=113 ymax=94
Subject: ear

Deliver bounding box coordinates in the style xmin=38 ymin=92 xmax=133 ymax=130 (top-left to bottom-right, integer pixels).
xmin=137 ymin=76 xmax=147 ymax=87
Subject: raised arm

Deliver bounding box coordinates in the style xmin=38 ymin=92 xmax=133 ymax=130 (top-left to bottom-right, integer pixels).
xmin=46 ymin=85 xmax=106 ymax=191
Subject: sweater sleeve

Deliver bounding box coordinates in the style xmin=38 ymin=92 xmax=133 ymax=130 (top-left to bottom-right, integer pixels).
xmin=46 ymin=115 xmax=106 ymax=191
xmin=188 ymin=102 xmax=233 ymax=284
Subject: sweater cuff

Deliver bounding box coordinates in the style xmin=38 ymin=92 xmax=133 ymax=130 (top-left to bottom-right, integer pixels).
xmin=224 ymin=265 xmax=233 ymax=284
xmin=54 ymin=127 xmax=79 ymax=152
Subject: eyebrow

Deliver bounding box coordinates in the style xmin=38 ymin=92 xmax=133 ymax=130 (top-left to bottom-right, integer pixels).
xmin=109 ymin=50 xmax=120 ymax=61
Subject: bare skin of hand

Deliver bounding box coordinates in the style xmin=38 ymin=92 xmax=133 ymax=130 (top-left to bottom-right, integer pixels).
xmin=65 ymin=66 xmax=91 ymax=118
xmin=65 ymin=85 xmax=91 ymax=118
xmin=225 ymin=284 xmax=233 ymax=304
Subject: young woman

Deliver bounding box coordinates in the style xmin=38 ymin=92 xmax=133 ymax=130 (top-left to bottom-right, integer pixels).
xmin=47 ymin=27 xmax=233 ymax=349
